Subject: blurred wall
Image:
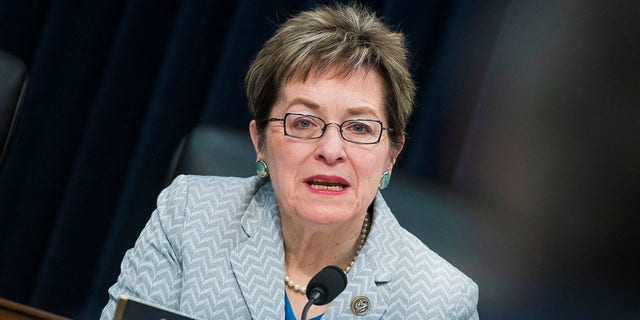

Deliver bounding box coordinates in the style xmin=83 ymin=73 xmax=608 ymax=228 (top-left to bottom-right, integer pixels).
xmin=453 ymin=1 xmax=640 ymax=318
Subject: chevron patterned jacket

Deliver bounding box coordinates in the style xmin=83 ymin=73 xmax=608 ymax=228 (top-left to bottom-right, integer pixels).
xmin=100 ymin=175 xmax=479 ymax=319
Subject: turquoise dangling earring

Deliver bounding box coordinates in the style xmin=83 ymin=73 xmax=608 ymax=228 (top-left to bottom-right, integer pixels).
xmin=256 ymin=160 xmax=269 ymax=178
xmin=379 ymin=171 xmax=391 ymax=190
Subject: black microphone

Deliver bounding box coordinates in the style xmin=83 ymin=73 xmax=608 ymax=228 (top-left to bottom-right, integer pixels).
xmin=301 ymin=265 xmax=348 ymax=320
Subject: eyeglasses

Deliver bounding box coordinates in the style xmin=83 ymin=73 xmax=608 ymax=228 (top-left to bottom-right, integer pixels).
xmin=266 ymin=112 xmax=393 ymax=144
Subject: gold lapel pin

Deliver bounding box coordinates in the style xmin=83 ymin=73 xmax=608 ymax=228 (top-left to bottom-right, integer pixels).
xmin=350 ymin=295 xmax=371 ymax=316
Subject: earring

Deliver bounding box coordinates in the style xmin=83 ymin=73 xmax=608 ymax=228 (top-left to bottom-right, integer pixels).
xmin=256 ymin=160 xmax=269 ymax=178
xmin=379 ymin=171 xmax=391 ymax=190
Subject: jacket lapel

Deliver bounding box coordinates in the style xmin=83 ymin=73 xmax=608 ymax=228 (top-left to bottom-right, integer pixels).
xmin=230 ymin=187 xmax=400 ymax=320
xmin=230 ymin=184 xmax=285 ymax=319
xmin=323 ymin=253 xmax=393 ymax=319
xmin=324 ymin=193 xmax=399 ymax=319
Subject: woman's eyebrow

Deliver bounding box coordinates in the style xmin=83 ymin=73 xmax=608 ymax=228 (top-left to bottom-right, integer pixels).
xmin=288 ymin=97 xmax=320 ymax=110
xmin=345 ymin=106 xmax=378 ymax=118
xmin=288 ymin=97 xmax=379 ymax=118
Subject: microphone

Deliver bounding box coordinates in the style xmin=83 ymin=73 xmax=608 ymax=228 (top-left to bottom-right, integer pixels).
xmin=301 ymin=265 xmax=348 ymax=320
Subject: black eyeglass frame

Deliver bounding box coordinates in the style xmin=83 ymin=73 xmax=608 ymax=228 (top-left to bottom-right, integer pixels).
xmin=265 ymin=112 xmax=393 ymax=145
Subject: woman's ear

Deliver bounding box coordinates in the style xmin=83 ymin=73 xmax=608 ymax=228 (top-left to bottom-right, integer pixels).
xmin=249 ymin=120 xmax=262 ymax=159
xmin=389 ymin=134 xmax=405 ymax=169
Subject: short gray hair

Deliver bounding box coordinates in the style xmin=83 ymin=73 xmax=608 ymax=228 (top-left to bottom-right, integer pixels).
xmin=246 ymin=3 xmax=415 ymax=149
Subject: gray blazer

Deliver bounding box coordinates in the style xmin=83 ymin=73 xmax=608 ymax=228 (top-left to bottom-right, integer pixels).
xmin=100 ymin=175 xmax=479 ymax=319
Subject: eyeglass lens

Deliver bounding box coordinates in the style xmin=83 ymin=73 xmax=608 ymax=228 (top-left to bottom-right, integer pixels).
xmin=284 ymin=113 xmax=382 ymax=144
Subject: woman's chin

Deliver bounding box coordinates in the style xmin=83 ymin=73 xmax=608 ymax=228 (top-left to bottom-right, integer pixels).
xmin=297 ymin=205 xmax=362 ymax=226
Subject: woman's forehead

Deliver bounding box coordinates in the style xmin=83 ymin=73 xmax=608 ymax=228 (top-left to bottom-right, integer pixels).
xmin=275 ymin=68 xmax=385 ymax=118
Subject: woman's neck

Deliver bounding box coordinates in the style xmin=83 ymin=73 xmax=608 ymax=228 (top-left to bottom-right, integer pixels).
xmin=282 ymin=214 xmax=370 ymax=285
xmin=281 ymin=212 xmax=371 ymax=320
xmin=281 ymin=213 xmax=367 ymax=276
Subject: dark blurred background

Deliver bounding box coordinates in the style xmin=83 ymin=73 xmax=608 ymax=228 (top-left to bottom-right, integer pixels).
xmin=0 ymin=0 xmax=638 ymax=319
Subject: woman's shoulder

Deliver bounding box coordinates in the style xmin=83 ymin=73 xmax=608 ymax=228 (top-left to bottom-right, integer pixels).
xmin=371 ymin=202 xmax=477 ymax=314
xmin=373 ymin=196 xmax=475 ymax=288
xmin=158 ymin=175 xmax=264 ymax=221
xmin=164 ymin=175 xmax=262 ymax=201
xmin=157 ymin=175 xmax=268 ymax=251
xmin=374 ymin=222 xmax=478 ymax=317
xmin=397 ymin=228 xmax=474 ymax=286
xmin=168 ymin=174 xmax=261 ymax=190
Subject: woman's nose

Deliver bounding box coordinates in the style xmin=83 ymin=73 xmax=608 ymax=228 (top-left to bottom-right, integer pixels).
xmin=314 ymin=124 xmax=346 ymax=164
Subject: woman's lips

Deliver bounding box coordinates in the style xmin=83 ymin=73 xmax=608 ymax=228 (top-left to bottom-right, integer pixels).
xmin=304 ymin=175 xmax=350 ymax=193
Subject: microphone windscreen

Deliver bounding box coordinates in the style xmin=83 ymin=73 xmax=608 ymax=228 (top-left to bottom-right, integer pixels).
xmin=306 ymin=265 xmax=348 ymax=305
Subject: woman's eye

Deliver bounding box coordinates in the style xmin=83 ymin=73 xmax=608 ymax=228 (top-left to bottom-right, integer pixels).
xmin=347 ymin=122 xmax=372 ymax=134
xmin=291 ymin=117 xmax=317 ymax=129
xmin=353 ymin=124 xmax=366 ymax=132
xmin=298 ymin=120 xmax=311 ymax=128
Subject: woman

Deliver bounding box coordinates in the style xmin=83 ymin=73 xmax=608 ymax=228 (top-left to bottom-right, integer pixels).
xmin=101 ymin=3 xmax=478 ymax=320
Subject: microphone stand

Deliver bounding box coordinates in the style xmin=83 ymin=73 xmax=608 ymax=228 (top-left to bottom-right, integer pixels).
xmin=301 ymin=290 xmax=322 ymax=320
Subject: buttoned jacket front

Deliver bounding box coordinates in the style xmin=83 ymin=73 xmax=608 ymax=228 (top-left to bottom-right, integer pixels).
xmin=100 ymin=175 xmax=479 ymax=319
